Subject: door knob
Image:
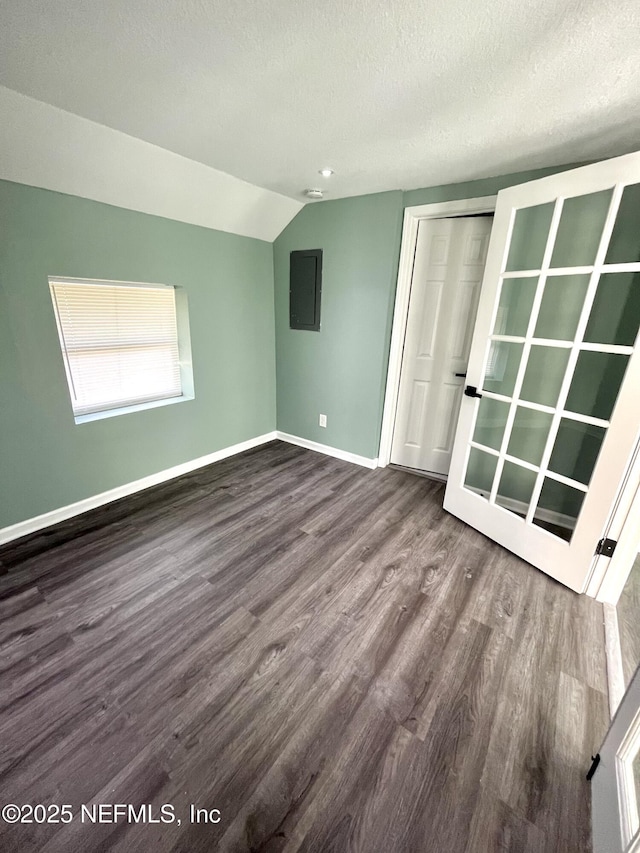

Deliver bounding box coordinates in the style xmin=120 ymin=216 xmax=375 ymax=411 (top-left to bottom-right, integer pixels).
xmin=455 ymin=372 xmax=467 ymax=377
xmin=464 ymin=385 xmax=483 ymax=398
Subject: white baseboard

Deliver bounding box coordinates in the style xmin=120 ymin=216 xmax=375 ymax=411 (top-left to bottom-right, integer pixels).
xmin=1 ymin=430 xmax=377 ymax=546
xmin=0 ymin=431 xmax=278 ymax=546
xmin=276 ymin=431 xmax=378 ymax=469
xmin=477 ymin=493 xmax=576 ymax=531
xmin=603 ymin=602 xmax=626 ymax=717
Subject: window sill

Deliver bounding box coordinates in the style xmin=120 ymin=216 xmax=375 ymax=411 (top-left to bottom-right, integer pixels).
xmin=74 ymin=395 xmax=195 ymax=424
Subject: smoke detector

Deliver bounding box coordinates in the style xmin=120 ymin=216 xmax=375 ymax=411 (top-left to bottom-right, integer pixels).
xmin=304 ymin=188 xmax=324 ymax=200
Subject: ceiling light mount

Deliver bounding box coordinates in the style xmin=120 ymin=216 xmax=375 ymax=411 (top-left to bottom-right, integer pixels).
xmin=305 ymin=188 xmax=324 ymax=200
xmin=319 ymin=168 xmax=334 ymax=178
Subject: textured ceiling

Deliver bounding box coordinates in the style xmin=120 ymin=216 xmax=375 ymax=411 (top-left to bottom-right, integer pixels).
xmin=1 ymin=0 xmax=639 ymax=202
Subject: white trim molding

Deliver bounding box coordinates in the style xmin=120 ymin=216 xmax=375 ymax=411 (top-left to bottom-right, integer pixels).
xmin=378 ymin=195 xmax=497 ymax=467
xmin=603 ymin=603 xmax=627 ymax=718
xmin=277 ymin=432 xmax=378 ymax=469
xmin=0 ymin=431 xmax=379 ymax=546
xmin=0 ymin=431 xmax=277 ymax=546
xmin=588 ymin=434 xmax=640 ymax=603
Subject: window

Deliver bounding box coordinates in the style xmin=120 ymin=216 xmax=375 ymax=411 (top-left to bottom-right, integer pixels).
xmin=49 ymin=278 xmax=192 ymax=421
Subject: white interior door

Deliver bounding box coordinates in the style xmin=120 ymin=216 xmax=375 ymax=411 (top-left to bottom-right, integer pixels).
xmin=444 ymin=152 xmax=640 ymax=593
xmin=391 ymin=215 xmax=492 ymax=475
xmin=592 ymin=665 xmax=640 ymax=853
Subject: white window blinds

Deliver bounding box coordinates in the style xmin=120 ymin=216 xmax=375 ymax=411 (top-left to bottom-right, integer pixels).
xmin=49 ymin=279 xmax=182 ymax=417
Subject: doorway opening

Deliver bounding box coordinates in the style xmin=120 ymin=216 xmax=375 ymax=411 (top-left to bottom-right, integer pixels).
xmin=389 ymin=213 xmax=493 ymax=478
xmin=379 ymin=195 xmax=497 ymax=477
xmin=382 ymin=154 xmax=640 ymax=599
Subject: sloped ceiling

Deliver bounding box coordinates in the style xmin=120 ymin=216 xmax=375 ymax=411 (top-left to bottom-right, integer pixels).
xmin=1 ymin=0 xmax=640 ymax=205
xmin=0 ymin=86 xmax=301 ymax=242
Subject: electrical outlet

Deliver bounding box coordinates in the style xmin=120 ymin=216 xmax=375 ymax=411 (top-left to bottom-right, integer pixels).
xmin=319 ymin=414 xmax=327 ymax=428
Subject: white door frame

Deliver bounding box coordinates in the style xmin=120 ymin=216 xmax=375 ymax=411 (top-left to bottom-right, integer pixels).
xmin=378 ymin=195 xmax=497 ymax=468
xmin=587 ymin=434 xmax=640 ymax=603
xmin=592 ymin=434 xmax=640 ymax=715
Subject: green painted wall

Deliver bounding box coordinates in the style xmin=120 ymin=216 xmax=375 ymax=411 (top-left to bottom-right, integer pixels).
xmin=274 ymin=166 xmax=580 ymax=459
xmin=2 ymin=163 xmax=605 ymax=529
xmin=274 ymin=191 xmax=404 ymax=458
xmin=0 ymin=180 xmax=276 ymax=528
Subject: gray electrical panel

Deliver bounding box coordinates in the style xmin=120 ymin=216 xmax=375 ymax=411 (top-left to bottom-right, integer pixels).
xmin=290 ymin=249 xmax=322 ymax=331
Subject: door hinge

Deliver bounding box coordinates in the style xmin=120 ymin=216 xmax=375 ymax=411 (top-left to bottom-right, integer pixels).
xmin=586 ymin=753 xmax=601 ymax=781
xmin=596 ymin=538 xmax=617 ymax=557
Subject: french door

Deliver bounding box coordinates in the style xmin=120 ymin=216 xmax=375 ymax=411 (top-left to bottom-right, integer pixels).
xmin=444 ymin=152 xmax=640 ymax=592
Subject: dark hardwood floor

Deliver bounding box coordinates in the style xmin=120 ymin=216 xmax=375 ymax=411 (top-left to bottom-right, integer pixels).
xmin=0 ymin=441 xmax=609 ymax=852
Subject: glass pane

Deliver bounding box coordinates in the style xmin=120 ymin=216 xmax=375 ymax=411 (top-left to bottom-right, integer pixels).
xmin=520 ymin=346 xmax=570 ymax=408
xmin=532 ymin=478 xmax=586 ymax=542
xmin=550 ymin=190 xmax=612 ymax=268
xmin=507 ymin=407 xmax=553 ymax=466
xmin=584 ymin=272 xmax=640 ymax=346
xmin=605 ymin=183 xmax=640 ymax=264
xmin=464 ymin=448 xmax=498 ymax=497
xmin=493 ymin=277 xmax=537 ymax=336
xmin=495 ymin=461 xmax=537 ymax=517
xmin=473 ymin=398 xmax=510 ymax=450
xmin=565 ymin=351 xmax=630 ymax=421
xmin=548 ymin=419 xmax=606 ymax=486
xmin=505 ymin=203 xmax=554 ymax=272
xmin=534 ymin=274 xmax=590 ymax=341
xmin=482 ymin=341 xmax=523 ymax=396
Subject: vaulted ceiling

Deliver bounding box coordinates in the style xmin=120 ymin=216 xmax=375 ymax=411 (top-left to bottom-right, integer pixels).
xmin=1 ymin=0 xmax=639 ymax=202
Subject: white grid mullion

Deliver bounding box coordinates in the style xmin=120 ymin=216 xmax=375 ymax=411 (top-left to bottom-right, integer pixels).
xmin=489 ymin=334 xmax=526 ymax=343
xmin=469 ymin=441 xmax=500 ymax=457
xmin=524 ymin=340 xmax=632 ymax=354
xmin=478 ymin=391 xmax=512 ymax=404
xmin=488 ymin=462 xmax=507 ymax=504
xmin=489 ymin=197 xmax=566 ymax=505
xmin=478 ymin=206 xmax=519 ymax=381
xmin=600 ymin=261 xmax=640 ymax=274
xmin=499 ymin=395 xmax=609 ymax=423
xmin=500 ymin=269 xmax=541 ymax=278
xmin=529 ymin=338 xmax=573 ymax=348
xmin=503 ymin=453 xmax=539 ymax=473
xmin=546 ymin=265 xmax=594 ymax=277
xmin=513 ymin=398 xmax=555 ymax=415
xmin=579 ymin=342 xmax=634 ymax=355
xmin=541 ymin=469 xmax=589 ymax=493
xmin=488 ymin=349 xmax=527 ymax=504
xmin=525 ymin=183 xmax=625 ymax=524
xmin=495 ymin=455 xmax=591 ymax=490
xmin=523 ymin=340 xmax=632 ymax=354
xmin=558 ymin=410 xmax=610 ymax=429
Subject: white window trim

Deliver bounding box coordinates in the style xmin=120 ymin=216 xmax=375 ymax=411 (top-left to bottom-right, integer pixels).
xmin=74 ymin=392 xmax=194 ymax=424
xmin=48 ymin=275 xmax=195 ymax=423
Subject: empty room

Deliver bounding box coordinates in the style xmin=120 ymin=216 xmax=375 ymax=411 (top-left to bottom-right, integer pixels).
xmin=2 ymin=1 xmax=640 ymax=851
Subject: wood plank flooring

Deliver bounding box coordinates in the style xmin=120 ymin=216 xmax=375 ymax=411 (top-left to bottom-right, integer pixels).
xmin=0 ymin=441 xmax=609 ymax=852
